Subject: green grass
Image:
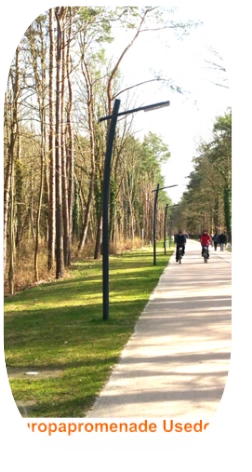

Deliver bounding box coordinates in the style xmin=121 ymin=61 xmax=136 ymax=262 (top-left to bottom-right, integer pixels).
xmin=4 ymin=244 xmax=173 ymax=418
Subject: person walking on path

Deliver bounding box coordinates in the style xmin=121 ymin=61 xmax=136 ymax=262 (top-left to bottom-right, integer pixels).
xmin=212 ymin=233 xmax=219 ymax=251
xmin=200 ymin=229 xmax=212 ymax=259
xmin=219 ymin=232 xmax=227 ymax=251
xmin=175 ymin=230 xmax=186 ymax=262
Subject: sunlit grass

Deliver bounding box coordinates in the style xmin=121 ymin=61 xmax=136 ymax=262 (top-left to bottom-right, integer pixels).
xmin=4 ymin=244 xmax=173 ymax=418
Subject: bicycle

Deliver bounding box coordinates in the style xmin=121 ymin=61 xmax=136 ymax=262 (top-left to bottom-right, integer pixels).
xmin=202 ymin=245 xmax=209 ymax=263
xmin=178 ymin=246 xmax=183 ymax=264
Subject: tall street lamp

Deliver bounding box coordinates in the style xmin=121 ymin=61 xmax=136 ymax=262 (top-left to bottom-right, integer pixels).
xmin=99 ymin=98 xmax=170 ymax=321
xmin=152 ymin=184 xmax=178 ymax=265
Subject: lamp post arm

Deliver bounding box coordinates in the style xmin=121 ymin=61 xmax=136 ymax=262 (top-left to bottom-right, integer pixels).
xmin=99 ymin=100 xmax=170 ymax=122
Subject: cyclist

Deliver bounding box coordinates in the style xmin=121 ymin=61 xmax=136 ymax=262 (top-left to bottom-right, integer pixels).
xmin=200 ymin=230 xmax=212 ymax=259
xmin=176 ymin=230 xmax=186 ymax=262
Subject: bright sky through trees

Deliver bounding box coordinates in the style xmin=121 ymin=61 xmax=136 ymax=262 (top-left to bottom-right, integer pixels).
xmin=103 ymin=3 xmax=231 ymax=203
xmin=0 ymin=1 xmax=235 ymax=206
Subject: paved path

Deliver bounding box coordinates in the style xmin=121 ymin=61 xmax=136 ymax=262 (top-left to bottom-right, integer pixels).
xmin=86 ymin=240 xmax=231 ymax=419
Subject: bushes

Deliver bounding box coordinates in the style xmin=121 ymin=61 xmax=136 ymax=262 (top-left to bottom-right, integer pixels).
xmin=4 ymin=236 xmax=149 ymax=296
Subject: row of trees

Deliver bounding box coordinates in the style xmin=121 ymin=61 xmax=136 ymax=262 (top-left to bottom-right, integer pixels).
xmin=173 ymin=109 xmax=232 ymax=239
xmin=5 ymin=6 xmax=194 ymax=294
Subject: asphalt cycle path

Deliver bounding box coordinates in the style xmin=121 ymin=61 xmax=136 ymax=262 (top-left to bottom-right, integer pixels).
xmin=86 ymin=239 xmax=231 ymax=419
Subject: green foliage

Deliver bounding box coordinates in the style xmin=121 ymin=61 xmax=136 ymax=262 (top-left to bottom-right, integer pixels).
xmin=79 ymin=6 xmax=114 ymax=44
xmin=140 ymin=132 xmax=170 ymax=181
xmin=213 ymin=109 xmax=231 ymax=137
xmin=174 ymin=110 xmax=231 ymax=237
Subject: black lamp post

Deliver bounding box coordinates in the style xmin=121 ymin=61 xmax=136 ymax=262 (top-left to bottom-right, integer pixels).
xmin=169 ymin=215 xmax=173 ymax=248
xmin=100 ymin=99 xmax=120 ymax=322
xmin=164 ymin=203 xmax=169 ymax=255
xmin=152 ymin=184 xmax=178 ymax=265
xmin=164 ymin=203 xmax=178 ymax=254
xmin=99 ymin=99 xmax=170 ymax=321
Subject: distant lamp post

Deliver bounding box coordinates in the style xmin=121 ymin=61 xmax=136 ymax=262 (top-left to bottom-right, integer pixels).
xmin=164 ymin=204 xmax=169 ymax=255
xmin=169 ymin=215 xmax=173 ymax=248
xmin=164 ymin=203 xmax=178 ymax=254
xmin=152 ymin=184 xmax=178 ymax=265
xmin=99 ymin=99 xmax=170 ymax=321
xmin=168 ymin=204 xmax=178 ymax=247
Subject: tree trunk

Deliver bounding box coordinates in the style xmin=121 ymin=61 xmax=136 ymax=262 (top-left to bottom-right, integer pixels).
xmin=223 ymin=183 xmax=231 ymax=241
xmin=30 ymin=169 xmax=35 ymax=241
xmin=34 ymin=134 xmax=45 ymax=282
xmin=55 ymin=7 xmax=66 ymax=278
xmin=7 ymin=45 xmax=20 ymax=293
xmin=48 ymin=8 xmax=56 ymax=271
xmin=8 ymin=156 xmax=15 ymax=295
xmin=77 ymin=47 xmax=96 ymax=253
xmin=14 ymin=132 xmax=22 ymax=249
xmin=78 ymin=179 xmax=93 ymax=252
xmin=93 ymin=166 xmax=103 ymax=259
xmin=109 ymin=177 xmax=117 ymax=241
xmin=4 ymin=149 xmax=12 ymax=272
xmin=66 ymin=10 xmax=74 ymax=249
xmin=61 ymin=23 xmax=70 ymax=267
xmin=94 ymin=210 xmax=102 ymax=259
xmin=28 ymin=21 xmax=47 ymax=283
xmin=4 ymin=47 xmax=20 ymax=273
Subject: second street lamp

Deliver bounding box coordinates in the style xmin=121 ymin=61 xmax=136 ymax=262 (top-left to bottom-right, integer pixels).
xmin=168 ymin=204 xmax=178 ymax=247
xmin=169 ymin=215 xmax=173 ymax=248
xmin=164 ymin=204 xmax=169 ymax=255
xmin=166 ymin=204 xmax=178 ymax=249
xmin=152 ymin=184 xmax=178 ymax=265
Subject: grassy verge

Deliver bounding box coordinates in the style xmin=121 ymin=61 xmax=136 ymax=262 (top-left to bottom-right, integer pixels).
xmin=4 ymin=244 xmax=173 ymax=418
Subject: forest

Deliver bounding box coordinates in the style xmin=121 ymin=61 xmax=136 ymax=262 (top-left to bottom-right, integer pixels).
xmin=173 ymin=110 xmax=231 ymax=239
xmin=3 ymin=6 xmax=231 ymax=296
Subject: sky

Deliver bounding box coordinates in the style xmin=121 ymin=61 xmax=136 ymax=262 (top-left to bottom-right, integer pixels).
xmin=103 ymin=4 xmax=232 ymax=203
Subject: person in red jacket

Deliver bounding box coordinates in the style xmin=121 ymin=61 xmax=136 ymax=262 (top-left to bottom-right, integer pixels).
xmin=200 ymin=230 xmax=212 ymax=259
